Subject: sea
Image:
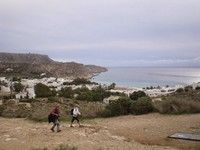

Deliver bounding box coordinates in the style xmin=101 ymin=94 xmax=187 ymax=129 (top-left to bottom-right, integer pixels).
xmin=91 ymin=67 xmax=200 ymax=88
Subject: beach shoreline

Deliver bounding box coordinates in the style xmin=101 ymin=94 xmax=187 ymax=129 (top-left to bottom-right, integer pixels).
xmin=91 ymin=67 xmax=200 ymax=89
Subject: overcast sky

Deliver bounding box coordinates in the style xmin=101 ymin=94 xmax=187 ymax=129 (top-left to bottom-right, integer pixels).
xmin=0 ymin=0 xmax=200 ymax=67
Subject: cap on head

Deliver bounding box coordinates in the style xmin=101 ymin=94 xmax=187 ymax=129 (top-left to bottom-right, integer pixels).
xmin=75 ymin=104 xmax=80 ymax=108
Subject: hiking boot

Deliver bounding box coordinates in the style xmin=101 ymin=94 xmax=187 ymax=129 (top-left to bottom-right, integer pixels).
xmin=51 ymin=128 xmax=55 ymax=132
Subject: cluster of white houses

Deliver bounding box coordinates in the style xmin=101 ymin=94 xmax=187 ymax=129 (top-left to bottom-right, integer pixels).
xmin=0 ymin=77 xmax=99 ymax=99
xmin=1 ymin=76 xmax=200 ymax=104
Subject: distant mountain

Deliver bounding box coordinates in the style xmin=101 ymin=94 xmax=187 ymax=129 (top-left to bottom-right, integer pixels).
xmin=0 ymin=52 xmax=107 ymax=79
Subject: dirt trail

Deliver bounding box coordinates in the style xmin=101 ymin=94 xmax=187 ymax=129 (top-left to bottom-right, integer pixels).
xmin=0 ymin=113 xmax=199 ymax=150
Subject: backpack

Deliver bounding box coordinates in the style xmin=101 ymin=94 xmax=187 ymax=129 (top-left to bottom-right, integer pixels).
xmin=48 ymin=113 xmax=54 ymax=123
xmin=70 ymin=109 xmax=74 ymax=116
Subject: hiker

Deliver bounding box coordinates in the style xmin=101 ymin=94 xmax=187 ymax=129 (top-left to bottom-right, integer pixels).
xmin=49 ymin=105 xmax=61 ymax=132
xmin=70 ymin=105 xmax=81 ymax=127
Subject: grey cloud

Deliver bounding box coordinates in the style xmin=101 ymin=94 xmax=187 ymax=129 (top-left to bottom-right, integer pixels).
xmin=0 ymin=0 xmax=200 ymax=66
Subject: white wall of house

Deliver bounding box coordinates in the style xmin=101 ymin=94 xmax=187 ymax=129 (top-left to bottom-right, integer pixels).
xmin=0 ymin=86 xmax=10 ymax=93
xmin=16 ymin=92 xmax=27 ymax=99
xmin=26 ymin=88 xmax=36 ymax=99
xmin=103 ymin=96 xmax=120 ymax=104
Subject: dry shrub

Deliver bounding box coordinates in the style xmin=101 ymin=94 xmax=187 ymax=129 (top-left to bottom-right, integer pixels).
xmin=29 ymin=100 xmax=105 ymax=121
xmin=1 ymin=98 xmax=105 ymax=120
xmin=79 ymin=102 xmax=105 ymax=118
xmin=1 ymin=100 xmax=31 ymax=118
xmin=0 ymin=105 xmax=5 ymax=116
xmin=33 ymin=144 xmax=77 ymax=150
xmin=55 ymin=144 xmax=77 ymax=150
xmin=1 ymin=105 xmax=30 ymax=118
xmin=154 ymin=98 xmax=200 ymax=114
xmin=29 ymin=102 xmax=69 ymax=122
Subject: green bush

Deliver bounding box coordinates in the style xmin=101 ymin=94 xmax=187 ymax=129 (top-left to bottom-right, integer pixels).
xmin=12 ymin=76 xmax=21 ymax=82
xmin=130 ymin=97 xmax=153 ymax=115
xmin=75 ymin=86 xmax=111 ymax=102
xmin=76 ymin=90 xmax=103 ymax=101
xmin=129 ymin=91 xmax=147 ymax=101
xmin=69 ymin=78 xmax=96 ymax=85
xmin=34 ymin=83 xmax=55 ymax=98
xmin=13 ymin=82 xmax=24 ymax=93
xmin=176 ymin=88 xmax=184 ymax=93
xmin=74 ymin=86 xmax=90 ymax=94
xmin=184 ymin=86 xmax=193 ymax=92
xmin=110 ymin=92 xmax=127 ymax=97
xmin=102 ymin=95 xmax=154 ymax=117
xmin=107 ymin=83 xmax=116 ymax=90
xmin=48 ymin=97 xmax=58 ymax=103
xmin=195 ymin=86 xmax=200 ymax=90
xmin=75 ymin=87 xmax=91 ymax=101
xmin=76 ymin=91 xmax=93 ymax=101
xmin=102 ymin=97 xmax=131 ymax=117
xmin=59 ymin=87 xmax=74 ymax=98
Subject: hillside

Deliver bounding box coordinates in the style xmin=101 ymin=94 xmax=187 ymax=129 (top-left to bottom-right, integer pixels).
xmin=0 ymin=52 xmax=107 ymax=78
xmin=0 ymin=113 xmax=199 ymax=150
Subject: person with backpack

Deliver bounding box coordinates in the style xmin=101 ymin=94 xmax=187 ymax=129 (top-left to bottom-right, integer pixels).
xmin=49 ymin=105 xmax=61 ymax=132
xmin=70 ymin=105 xmax=81 ymax=127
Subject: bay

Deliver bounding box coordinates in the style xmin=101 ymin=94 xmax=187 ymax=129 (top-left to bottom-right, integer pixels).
xmin=92 ymin=67 xmax=200 ymax=88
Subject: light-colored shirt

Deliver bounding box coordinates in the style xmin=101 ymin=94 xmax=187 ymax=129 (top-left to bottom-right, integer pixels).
xmin=73 ymin=107 xmax=81 ymax=117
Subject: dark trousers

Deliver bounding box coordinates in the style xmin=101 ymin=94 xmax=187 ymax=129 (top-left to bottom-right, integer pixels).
xmin=52 ymin=118 xmax=60 ymax=129
xmin=71 ymin=116 xmax=79 ymax=123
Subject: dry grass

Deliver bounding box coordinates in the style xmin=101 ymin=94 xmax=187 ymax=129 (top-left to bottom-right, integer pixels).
xmin=154 ymin=98 xmax=200 ymax=114
xmin=154 ymin=90 xmax=200 ymax=114
xmin=32 ymin=144 xmax=78 ymax=150
xmin=0 ymin=98 xmax=105 ymax=121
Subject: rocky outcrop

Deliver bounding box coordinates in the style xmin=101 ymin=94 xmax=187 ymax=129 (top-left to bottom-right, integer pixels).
xmin=0 ymin=52 xmax=107 ymax=78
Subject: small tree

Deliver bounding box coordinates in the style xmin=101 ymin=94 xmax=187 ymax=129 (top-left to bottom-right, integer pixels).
xmin=13 ymin=82 xmax=24 ymax=93
xmin=59 ymin=87 xmax=74 ymax=98
xmin=184 ymin=86 xmax=193 ymax=92
xmin=34 ymin=83 xmax=54 ymax=98
xmin=12 ymin=76 xmax=21 ymax=82
xmin=70 ymin=78 xmax=92 ymax=85
xmin=104 ymin=97 xmax=132 ymax=117
xmin=129 ymin=91 xmax=147 ymax=101
xmin=130 ymin=97 xmax=153 ymax=115
xmin=195 ymin=86 xmax=200 ymax=90
xmin=108 ymin=83 xmax=116 ymax=90
xmin=176 ymin=88 xmax=184 ymax=93
xmin=75 ymin=86 xmax=111 ymax=102
xmin=76 ymin=91 xmax=93 ymax=101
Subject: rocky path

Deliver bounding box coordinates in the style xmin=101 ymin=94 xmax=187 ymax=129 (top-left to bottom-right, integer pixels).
xmin=0 ymin=113 xmax=199 ymax=150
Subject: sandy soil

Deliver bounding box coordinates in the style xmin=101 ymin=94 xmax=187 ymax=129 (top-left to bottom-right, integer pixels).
xmin=0 ymin=113 xmax=199 ymax=150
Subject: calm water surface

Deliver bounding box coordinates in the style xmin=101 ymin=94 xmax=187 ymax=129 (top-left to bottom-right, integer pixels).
xmin=92 ymin=67 xmax=200 ymax=88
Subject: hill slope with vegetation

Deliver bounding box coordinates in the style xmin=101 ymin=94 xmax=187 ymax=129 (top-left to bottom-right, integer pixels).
xmin=0 ymin=52 xmax=107 ymax=78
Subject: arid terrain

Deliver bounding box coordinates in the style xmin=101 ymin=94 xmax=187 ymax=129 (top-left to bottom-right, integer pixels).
xmin=0 ymin=113 xmax=199 ymax=150
xmin=0 ymin=52 xmax=107 ymax=78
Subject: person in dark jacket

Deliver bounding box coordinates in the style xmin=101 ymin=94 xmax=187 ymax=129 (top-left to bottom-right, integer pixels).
xmin=50 ymin=105 xmax=61 ymax=132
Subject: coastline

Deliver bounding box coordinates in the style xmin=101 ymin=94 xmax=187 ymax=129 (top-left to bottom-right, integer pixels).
xmin=90 ymin=67 xmax=200 ymax=97
xmin=91 ymin=67 xmax=200 ymax=89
